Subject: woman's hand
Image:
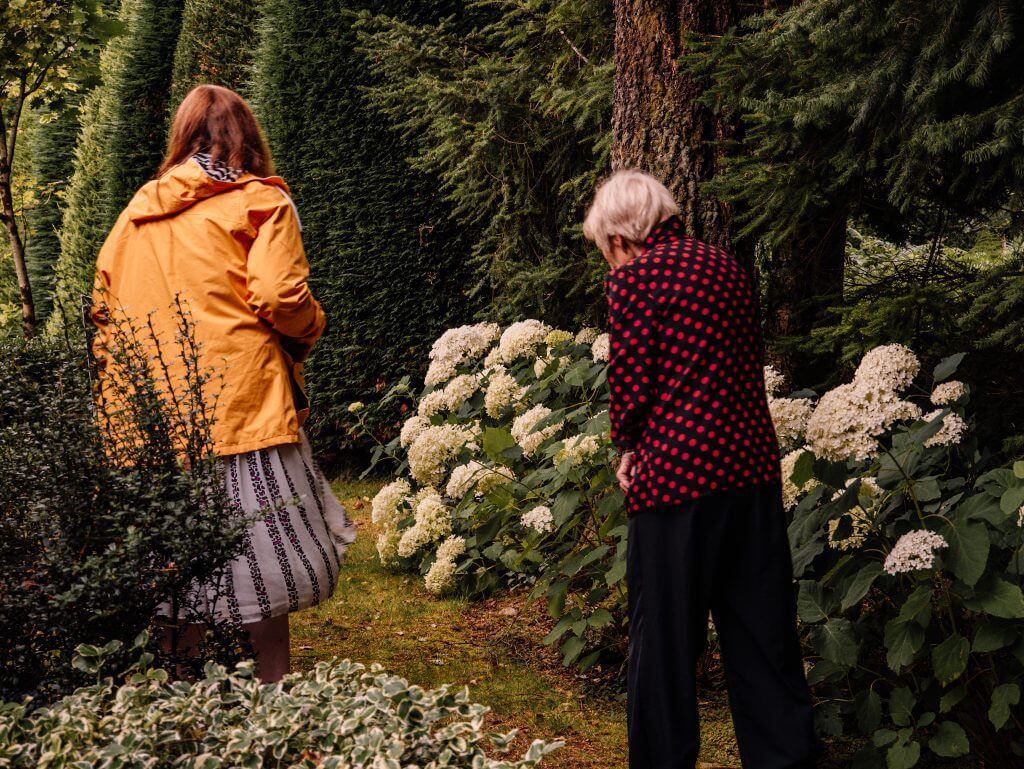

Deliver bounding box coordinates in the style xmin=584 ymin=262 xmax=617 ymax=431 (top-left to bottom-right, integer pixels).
xmin=616 ymin=450 xmax=637 ymax=492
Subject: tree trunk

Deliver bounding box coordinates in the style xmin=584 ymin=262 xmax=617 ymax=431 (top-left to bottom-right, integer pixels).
xmin=1 ymin=170 xmax=36 ymax=338
xmin=611 ymin=0 xmax=740 ymax=253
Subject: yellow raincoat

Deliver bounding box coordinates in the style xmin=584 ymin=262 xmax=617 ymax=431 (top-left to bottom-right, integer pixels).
xmin=92 ymin=157 xmax=326 ymax=456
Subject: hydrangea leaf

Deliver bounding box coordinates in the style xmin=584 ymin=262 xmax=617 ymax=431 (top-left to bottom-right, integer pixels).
xmin=931 ymin=633 xmax=970 ymax=686
xmin=856 ymin=689 xmax=883 ymax=733
xmin=941 ymin=517 xmax=989 ymax=587
xmin=886 ymin=737 xmax=921 ymax=769
xmin=810 ymin=618 xmax=859 ymax=667
xmin=842 ymin=563 xmax=884 ymax=611
xmin=797 ymin=580 xmax=831 ymax=623
xmin=481 ymin=427 xmax=516 ymax=460
xmin=999 ymin=486 xmax=1024 ymax=516
xmin=889 ymin=687 xmax=917 ymax=727
xmin=928 ymin=721 xmax=969 ymax=758
xmin=972 ymin=621 xmax=1013 ymax=653
xmin=885 ymin=620 xmax=925 ymax=672
xmin=968 ymin=577 xmax=1024 ymax=619
xmin=989 ymin=683 xmax=1021 ymax=730
xmin=933 ymin=353 xmax=966 ymax=382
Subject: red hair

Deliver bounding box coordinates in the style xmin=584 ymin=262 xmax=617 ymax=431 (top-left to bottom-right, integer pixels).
xmin=159 ymin=85 xmax=274 ymax=177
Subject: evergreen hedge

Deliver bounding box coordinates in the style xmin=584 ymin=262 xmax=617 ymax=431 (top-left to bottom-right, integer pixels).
xmin=169 ymin=0 xmax=254 ymax=107
xmin=49 ymin=0 xmax=184 ymax=332
xmin=254 ymin=0 xmax=478 ymax=457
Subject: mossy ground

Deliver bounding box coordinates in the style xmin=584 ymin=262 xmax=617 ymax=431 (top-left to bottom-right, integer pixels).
xmin=290 ymin=479 xmax=858 ymax=768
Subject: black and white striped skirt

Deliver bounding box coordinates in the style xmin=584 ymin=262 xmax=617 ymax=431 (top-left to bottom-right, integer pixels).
xmin=159 ymin=434 xmax=356 ymax=625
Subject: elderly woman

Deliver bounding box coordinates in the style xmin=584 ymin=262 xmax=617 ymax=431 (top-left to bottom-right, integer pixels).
xmin=583 ymin=170 xmax=815 ymax=769
xmin=92 ymin=85 xmax=355 ymax=682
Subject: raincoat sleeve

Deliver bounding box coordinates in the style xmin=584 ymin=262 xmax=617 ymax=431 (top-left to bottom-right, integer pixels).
xmin=245 ymin=188 xmax=327 ymax=359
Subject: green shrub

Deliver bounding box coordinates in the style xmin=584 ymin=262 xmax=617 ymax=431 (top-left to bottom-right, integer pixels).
xmin=0 ymin=647 xmax=559 ymax=768
xmin=366 ymin=321 xmax=1024 ymax=765
xmin=0 ymin=310 xmax=249 ymax=703
xmin=169 ymin=0 xmax=254 ymax=107
xmin=253 ymin=0 xmax=480 ymax=459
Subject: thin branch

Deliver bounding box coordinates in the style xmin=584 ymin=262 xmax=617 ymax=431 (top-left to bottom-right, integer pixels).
xmin=556 ymin=27 xmax=591 ymax=66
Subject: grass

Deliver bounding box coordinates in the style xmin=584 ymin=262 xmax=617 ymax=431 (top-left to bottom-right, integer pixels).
xmin=289 ymin=479 xmax=747 ymax=768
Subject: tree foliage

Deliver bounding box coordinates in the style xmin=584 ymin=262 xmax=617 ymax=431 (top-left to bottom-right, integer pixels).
xmin=254 ymin=0 xmax=480 ymax=457
xmin=169 ymin=0 xmax=254 ymax=107
xmin=356 ymin=0 xmax=613 ymax=328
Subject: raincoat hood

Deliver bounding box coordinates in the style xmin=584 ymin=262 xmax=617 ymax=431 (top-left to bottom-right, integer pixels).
xmin=125 ymin=157 xmax=292 ymax=224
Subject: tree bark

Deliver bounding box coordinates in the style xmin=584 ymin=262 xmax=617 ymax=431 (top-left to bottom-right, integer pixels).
xmin=612 ymin=0 xmax=740 ymax=253
xmin=0 ymin=99 xmax=37 ymax=338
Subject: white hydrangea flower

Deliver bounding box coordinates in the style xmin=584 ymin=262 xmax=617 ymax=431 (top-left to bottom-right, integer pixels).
xmin=495 ymin=319 xmax=551 ymax=364
xmin=575 ymin=327 xmax=601 ymax=345
xmin=591 ymin=333 xmax=610 ymax=363
xmin=545 ymin=329 xmax=573 ymax=346
xmin=424 ymin=536 xmax=467 ymax=595
xmin=883 ymin=529 xmax=948 ymax=575
xmin=424 ymin=322 xmax=501 ymax=387
xmin=769 ymin=396 xmax=814 ymax=450
xmin=511 ymin=404 xmax=564 ymax=457
xmin=521 ymin=505 xmax=554 ymax=534
xmin=418 ymin=374 xmax=479 ymax=418
xmin=555 ymin=434 xmax=602 ymax=467
xmin=407 ymin=424 xmax=475 ymax=485
xmin=854 ymin=344 xmax=920 ymax=393
xmin=781 ymin=449 xmax=818 ymax=510
xmin=397 ymin=492 xmax=452 ymax=558
xmin=399 ymin=415 xmax=430 ymax=448
xmin=371 ymin=478 xmax=411 ymax=525
xmin=922 ymin=410 xmax=968 ymax=448
xmin=806 ymin=383 xmax=922 ymax=461
xmin=764 ymin=365 xmax=785 ymax=397
xmin=376 ymin=525 xmax=402 ymax=567
xmin=1018 ymin=505 xmax=1024 ymax=528
xmin=445 ymin=460 xmax=512 ymax=499
xmin=931 ymin=380 xmax=968 ymax=406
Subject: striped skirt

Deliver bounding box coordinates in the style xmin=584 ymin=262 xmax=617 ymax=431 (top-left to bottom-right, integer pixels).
xmin=159 ymin=434 xmax=356 ymax=625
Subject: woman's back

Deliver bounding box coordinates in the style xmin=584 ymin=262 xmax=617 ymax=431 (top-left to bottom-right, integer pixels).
xmin=93 ymin=154 xmax=325 ymax=455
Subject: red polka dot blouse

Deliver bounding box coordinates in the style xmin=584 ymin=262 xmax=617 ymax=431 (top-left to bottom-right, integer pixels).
xmin=606 ymin=215 xmax=781 ymax=514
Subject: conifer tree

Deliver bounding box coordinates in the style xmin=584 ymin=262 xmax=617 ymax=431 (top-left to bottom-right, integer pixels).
xmin=254 ymin=0 xmax=478 ymax=452
xmin=50 ymin=0 xmax=184 ymax=331
xmin=170 ymin=0 xmax=253 ymax=107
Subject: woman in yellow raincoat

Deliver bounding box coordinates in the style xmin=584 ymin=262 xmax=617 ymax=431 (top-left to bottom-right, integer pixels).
xmin=93 ymin=85 xmax=354 ymax=681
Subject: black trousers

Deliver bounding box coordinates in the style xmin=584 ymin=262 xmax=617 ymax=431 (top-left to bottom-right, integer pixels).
xmin=626 ymin=484 xmax=816 ymax=769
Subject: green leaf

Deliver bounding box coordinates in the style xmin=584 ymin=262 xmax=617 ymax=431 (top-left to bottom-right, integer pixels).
xmin=797 ymin=580 xmax=830 ymax=623
xmin=1014 ymin=461 xmax=1024 ymax=480
xmin=792 ymin=450 xmax=815 ymax=486
xmin=587 ymin=609 xmax=614 ymax=628
xmin=550 ymin=489 xmax=581 ymax=526
xmin=886 ymin=737 xmax=920 ymax=769
xmin=605 ymin=556 xmax=626 ymax=586
xmin=1000 ymin=486 xmax=1024 ymax=517
xmin=857 ymin=689 xmax=883 ymax=733
xmin=897 ymin=585 xmax=933 ymax=625
xmin=889 ymin=687 xmax=916 ymax=727
xmin=990 ymin=684 xmax=1021 ymax=730
xmin=942 ymin=518 xmax=989 ymax=586
xmin=810 ymin=618 xmax=859 ymax=667
xmin=939 ymin=686 xmax=967 ymax=714
xmin=972 ymin=577 xmax=1024 ymax=619
xmin=973 ymin=621 xmax=1013 ymax=653
xmin=931 ymin=634 xmax=969 ymax=686
xmin=481 ymin=427 xmax=516 ymax=460
xmin=560 ymin=635 xmax=586 ymax=666
xmin=928 ymin=721 xmax=969 ymax=758
xmin=885 ymin=620 xmax=925 ymax=672
xmin=842 ymin=563 xmax=884 ymax=610
xmin=933 ymin=353 xmax=966 ymax=382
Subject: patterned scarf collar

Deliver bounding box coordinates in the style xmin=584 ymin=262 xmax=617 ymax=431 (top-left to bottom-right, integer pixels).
xmin=193 ymin=152 xmax=244 ymax=182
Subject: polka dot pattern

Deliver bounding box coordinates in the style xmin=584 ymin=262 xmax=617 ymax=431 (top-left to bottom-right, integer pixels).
xmin=606 ymin=216 xmax=781 ymax=513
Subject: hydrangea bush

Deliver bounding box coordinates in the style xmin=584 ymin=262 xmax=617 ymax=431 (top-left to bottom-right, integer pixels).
xmin=365 ymin=324 xmax=1024 ymax=766
xmin=0 ymin=640 xmax=558 ymax=768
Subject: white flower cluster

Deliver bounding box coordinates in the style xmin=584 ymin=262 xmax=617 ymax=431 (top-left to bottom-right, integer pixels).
xmin=883 ymin=529 xmax=948 ymax=575
xmin=826 ymin=478 xmax=883 ymax=551
xmin=764 ymin=365 xmax=785 ymax=396
xmin=372 ymin=478 xmax=413 ymax=566
xmin=398 ymin=491 xmax=452 ymax=558
xmin=555 ymin=434 xmax=601 ymax=467
xmin=445 ymin=460 xmax=512 ymax=499
xmin=591 ymin=333 xmax=610 ymax=363
xmin=805 ymin=345 xmax=924 ymax=461
xmin=424 ymin=536 xmax=466 ymax=594
xmin=545 ymin=329 xmax=573 ymax=346
xmin=482 ymin=366 xmax=526 ymax=418
xmin=511 ymin=404 xmax=564 ymax=457
xmin=1018 ymin=505 xmax=1024 ymax=528
xmin=769 ymin=396 xmax=814 ymax=450
xmin=922 ymin=410 xmax=968 ymax=448
xmin=419 ymin=374 xmax=479 ymax=418
xmin=931 ymin=380 xmax=968 ymax=406
xmin=407 ymin=423 xmax=476 ymax=485
xmin=781 ymin=449 xmax=818 ymax=510
xmin=575 ymin=327 xmax=601 ymax=345
xmin=521 ymin=505 xmax=554 ymax=534
xmin=424 ymin=322 xmax=500 ymax=387
xmin=399 ymin=415 xmax=429 ymax=448
xmin=494 ymin=319 xmax=551 ymax=364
